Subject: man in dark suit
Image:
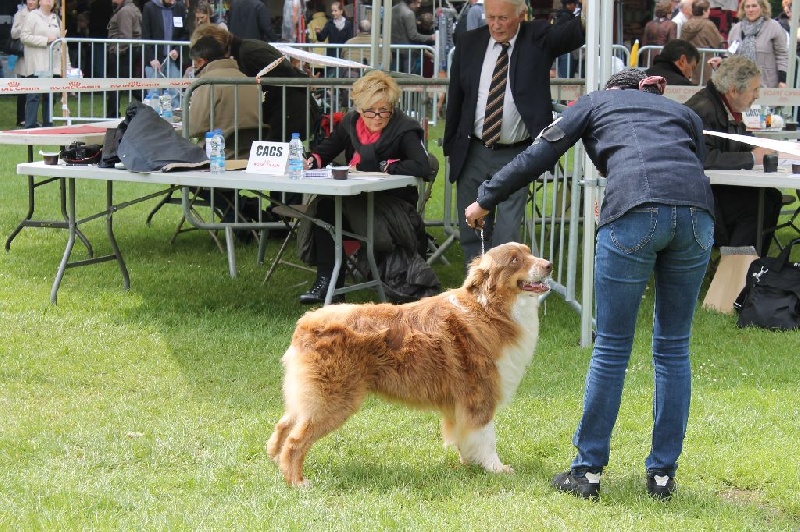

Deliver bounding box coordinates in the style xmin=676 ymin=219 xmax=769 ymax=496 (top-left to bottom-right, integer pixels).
xmin=444 ymin=0 xmax=585 ymax=267
xmin=142 ymin=0 xmax=188 ymax=108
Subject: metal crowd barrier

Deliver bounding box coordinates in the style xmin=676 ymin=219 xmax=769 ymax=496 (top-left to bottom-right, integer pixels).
xmin=41 ymin=37 xmax=441 ymax=125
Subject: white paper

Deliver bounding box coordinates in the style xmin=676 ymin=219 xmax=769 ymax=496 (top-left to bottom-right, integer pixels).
xmin=702 ymin=130 xmax=800 ymax=157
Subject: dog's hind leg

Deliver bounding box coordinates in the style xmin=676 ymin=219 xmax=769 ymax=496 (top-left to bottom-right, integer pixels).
xmin=279 ymin=392 xmax=367 ymax=486
xmin=266 ymin=413 xmax=296 ymax=462
xmin=456 ymin=420 xmax=513 ymax=474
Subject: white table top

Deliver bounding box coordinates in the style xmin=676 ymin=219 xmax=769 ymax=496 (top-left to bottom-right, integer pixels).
xmin=0 ymin=121 xmax=118 ymax=146
xmin=706 ymin=167 xmax=800 ymax=189
xmin=16 ymin=161 xmax=420 ymax=195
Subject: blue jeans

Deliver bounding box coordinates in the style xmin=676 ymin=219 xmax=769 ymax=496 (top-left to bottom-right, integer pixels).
xmin=570 ymin=204 xmax=713 ymax=477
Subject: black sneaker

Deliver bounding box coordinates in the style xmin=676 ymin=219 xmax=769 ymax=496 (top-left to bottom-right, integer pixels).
xmin=647 ymin=473 xmax=676 ymax=500
xmin=552 ymin=470 xmax=601 ymax=499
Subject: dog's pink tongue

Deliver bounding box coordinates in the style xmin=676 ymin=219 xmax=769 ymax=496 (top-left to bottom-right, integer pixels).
xmin=519 ymin=280 xmax=550 ymax=293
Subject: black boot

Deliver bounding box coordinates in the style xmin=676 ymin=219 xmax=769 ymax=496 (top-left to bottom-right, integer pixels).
xmin=299 ymin=275 xmax=344 ymax=304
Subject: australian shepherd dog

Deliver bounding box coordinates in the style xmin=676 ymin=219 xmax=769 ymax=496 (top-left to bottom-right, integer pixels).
xmin=267 ymin=242 xmax=552 ymax=486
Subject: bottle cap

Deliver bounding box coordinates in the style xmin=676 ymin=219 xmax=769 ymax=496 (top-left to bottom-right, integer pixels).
xmin=291 ymin=132 xmax=300 ymax=138
xmin=205 ymin=131 xmax=214 ymax=138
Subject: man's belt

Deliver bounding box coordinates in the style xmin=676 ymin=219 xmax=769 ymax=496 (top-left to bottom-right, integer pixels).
xmin=472 ymin=135 xmax=532 ymax=150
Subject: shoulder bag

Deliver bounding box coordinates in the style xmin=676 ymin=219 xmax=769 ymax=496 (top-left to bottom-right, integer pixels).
xmin=734 ymin=238 xmax=800 ymax=330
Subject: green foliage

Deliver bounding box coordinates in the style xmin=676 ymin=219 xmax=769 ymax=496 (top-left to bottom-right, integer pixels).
xmin=0 ymin=96 xmax=798 ymax=529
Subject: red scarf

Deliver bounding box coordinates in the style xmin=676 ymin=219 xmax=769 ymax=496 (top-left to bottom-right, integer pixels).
xmin=349 ymin=116 xmax=382 ymax=167
xmin=720 ymin=93 xmax=742 ymax=124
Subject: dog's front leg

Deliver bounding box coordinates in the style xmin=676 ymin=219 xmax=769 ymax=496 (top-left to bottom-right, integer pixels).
xmin=458 ymin=420 xmax=513 ymax=474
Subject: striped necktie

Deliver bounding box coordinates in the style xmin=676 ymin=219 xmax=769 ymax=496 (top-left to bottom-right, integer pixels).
xmin=482 ymin=42 xmax=510 ymax=147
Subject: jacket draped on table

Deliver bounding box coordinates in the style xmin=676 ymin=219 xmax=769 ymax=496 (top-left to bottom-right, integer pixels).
xmin=727 ymin=18 xmax=788 ymax=88
xmin=19 ymin=8 xmax=67 ymax=77
xmin=684 ymin=80 xmax=756 ymax=170
xmin=477 ymin=88 xmax=714 ymax=228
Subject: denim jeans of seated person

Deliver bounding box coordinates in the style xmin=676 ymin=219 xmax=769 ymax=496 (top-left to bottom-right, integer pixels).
xmin=570 ymin=203 xmax=713 ymax=477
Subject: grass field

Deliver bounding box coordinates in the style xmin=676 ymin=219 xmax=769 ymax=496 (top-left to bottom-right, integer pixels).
xmin=0 ymin=96 xmax=798 ymax=529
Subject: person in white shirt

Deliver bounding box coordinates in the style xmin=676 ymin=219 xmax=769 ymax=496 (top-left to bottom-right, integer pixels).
xmin=672 ymin=0 xmax=692 ymax=37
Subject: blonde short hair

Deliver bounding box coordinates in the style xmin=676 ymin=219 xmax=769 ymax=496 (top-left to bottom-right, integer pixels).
xmin=351 ymin=70 xmax=401 ymax=111
xmin=738 ymin=0 xmax=771 ymax=18
xmin=191 ymin=23 xmax=233 ymax=49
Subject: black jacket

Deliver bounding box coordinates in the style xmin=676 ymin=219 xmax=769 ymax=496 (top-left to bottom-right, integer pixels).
xmin=227 ymin=0 xmax=277 ymax=42
xmin=313 ymin=109 xmax=430 ymax=196
xmin=646 ymin=56 xmax=694 ymax=86
xmin=683 ymin=80 xmax=755 ymax=170
xmin=229 ymin=37 xmax=319 ymax=141
xmin=141 ymin=0 xmax=188 ymax=64
xmin=443 ymin=16 xmax=584 ymax=183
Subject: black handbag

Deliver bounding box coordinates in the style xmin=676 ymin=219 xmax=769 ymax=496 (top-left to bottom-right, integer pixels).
xmin=734 ymin=238 xmax=800 ymax=330
xmin=4 ymin=38 xmax=24 ymax=57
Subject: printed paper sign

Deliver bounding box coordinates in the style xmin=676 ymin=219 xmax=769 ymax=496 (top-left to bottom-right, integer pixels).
xmin=246 ymin=141 xmax=290 ymax=176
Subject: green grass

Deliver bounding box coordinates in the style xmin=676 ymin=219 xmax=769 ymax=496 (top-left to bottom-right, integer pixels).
xmin=1 ymin=96 xmax=799 ymax=529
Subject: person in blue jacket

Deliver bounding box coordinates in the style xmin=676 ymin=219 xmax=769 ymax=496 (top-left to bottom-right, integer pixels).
xmin=465 ymin=68 xmax=715 ymax=501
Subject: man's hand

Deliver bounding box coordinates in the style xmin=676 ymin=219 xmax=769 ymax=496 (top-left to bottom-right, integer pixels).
xmin=169 ymin=49 xmax=179 ymax=61
xmin=464 ymin=201 xmax=489 ymax=229
xmin=150 ymin=59 xmax=161 ymax=70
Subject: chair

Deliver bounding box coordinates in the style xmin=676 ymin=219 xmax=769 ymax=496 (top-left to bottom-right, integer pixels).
xmin=260 ymin=201 xmax=362 ymax=286
xmin=771 ymin=191 xmax=800 ymax=251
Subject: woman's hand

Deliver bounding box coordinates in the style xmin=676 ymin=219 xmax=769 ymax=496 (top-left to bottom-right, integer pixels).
xmin=464 ymin=201 xmax=489 ymax=230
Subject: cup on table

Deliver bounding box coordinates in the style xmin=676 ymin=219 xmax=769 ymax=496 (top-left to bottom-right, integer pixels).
xmin=331 ymin=166 xmax=349 ymax=180
xmin=763 ymin=154 xmax=779 ymax=173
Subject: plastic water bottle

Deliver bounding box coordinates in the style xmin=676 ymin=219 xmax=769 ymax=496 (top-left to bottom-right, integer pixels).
xmin=147 ymin=90 xmax=161 ymax=115
xmin=287 ymin=132 xmax=304 ymax=179
xmin=159 ymin=91 xmax=172 ymax=119
xmin=209 ymin=129 xmax=226 ymax=174
xmin=205 ymin=131 xmax=214 ymax=161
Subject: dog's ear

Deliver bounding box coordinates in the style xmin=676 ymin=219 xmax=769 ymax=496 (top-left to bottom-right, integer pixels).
xmin=464 ymin=254 xmax=496 ymax=296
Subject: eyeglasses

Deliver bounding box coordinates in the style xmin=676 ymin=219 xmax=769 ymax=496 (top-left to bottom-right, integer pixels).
xmin=361 ymin=109 xmax=393 ymax=118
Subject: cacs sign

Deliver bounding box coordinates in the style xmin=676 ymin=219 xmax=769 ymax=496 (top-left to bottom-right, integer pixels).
xmin=246 ymin=141 xmax=290 ymax=176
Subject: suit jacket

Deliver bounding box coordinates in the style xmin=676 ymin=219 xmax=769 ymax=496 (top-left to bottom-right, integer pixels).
xmin=443 ymin=16 xmax=584 ymax=183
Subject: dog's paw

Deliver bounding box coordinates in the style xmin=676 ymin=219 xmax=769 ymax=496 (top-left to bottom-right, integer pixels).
xmin=484 ymin=462 xmax=514 ymax=474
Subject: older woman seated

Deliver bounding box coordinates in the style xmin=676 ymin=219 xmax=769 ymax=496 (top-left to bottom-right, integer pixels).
xmin=299 ymin=70 xmax=437 ymax=304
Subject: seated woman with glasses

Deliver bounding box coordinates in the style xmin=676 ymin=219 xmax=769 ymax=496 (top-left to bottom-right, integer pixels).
xmin=300 ymin=69 xmax=435 ymax=304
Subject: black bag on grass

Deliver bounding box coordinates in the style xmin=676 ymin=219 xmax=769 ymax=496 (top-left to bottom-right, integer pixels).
xmin=734 ymin=238 xmax=800 ymax=330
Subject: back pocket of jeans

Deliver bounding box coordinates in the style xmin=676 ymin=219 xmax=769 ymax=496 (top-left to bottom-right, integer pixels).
xmin=609 ymin=207 xmax=657 ymax=254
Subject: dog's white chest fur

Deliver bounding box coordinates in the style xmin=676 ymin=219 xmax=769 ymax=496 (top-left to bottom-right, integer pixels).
xmin=496 ymin=294 xmax=541 ymax=406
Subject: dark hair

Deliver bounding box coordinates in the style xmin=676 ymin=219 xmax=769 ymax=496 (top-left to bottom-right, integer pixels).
xmin=190 ymin=35 xmax=226 ymax=62
xmin=692 ymin=0 xmax=710 ymax=16
xmin=659 ymin=39 xmax=700 ymax=64
xmin=605 ymin=68 xmax=664 ymax=94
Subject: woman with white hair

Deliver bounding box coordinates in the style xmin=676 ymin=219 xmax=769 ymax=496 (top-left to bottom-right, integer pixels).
xmin=466 ymin=68 xmax=715 ymax=501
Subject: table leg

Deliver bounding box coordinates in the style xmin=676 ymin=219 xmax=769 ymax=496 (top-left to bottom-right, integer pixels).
xmin=6 ymin=143 xmax=92 ymax=254
xmin=105 ymin=180 xmax=130 ymax=290
xmin=50 ymin=178 xmax=78 ymax=304
xmin=225 ymin=225 xmax=237 ymax=278
xmin=364 ymin=192 xmax=386 ymax=302
xmin=325 ymin=196 xmax=344 ymax=305
xmin=49 ymin=178 xmax=132 ymax=304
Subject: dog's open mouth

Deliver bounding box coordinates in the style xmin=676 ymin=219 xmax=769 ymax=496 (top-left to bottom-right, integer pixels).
xmin=518 ymin=279 xmax=550 ymax=293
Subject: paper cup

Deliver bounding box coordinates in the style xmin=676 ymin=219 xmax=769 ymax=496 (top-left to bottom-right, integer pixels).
xmin=331 ymin=166 xmax=349 ymax=180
